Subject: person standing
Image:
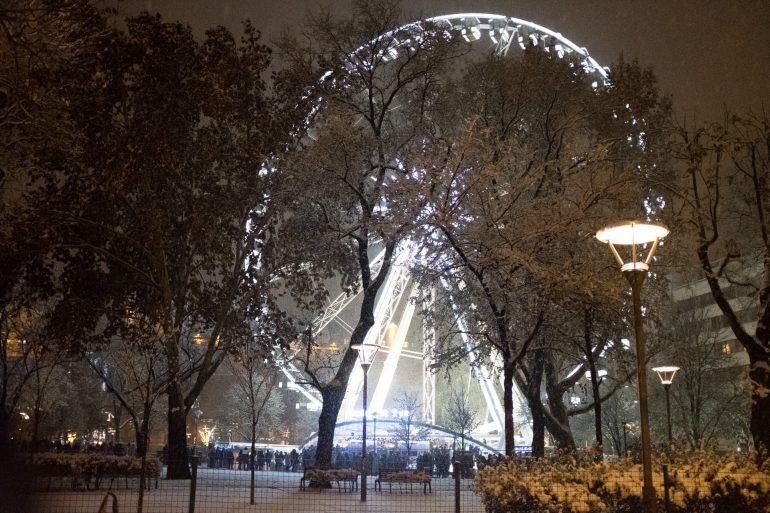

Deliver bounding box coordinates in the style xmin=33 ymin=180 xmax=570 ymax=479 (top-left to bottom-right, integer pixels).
xmin=208 ymin=445 xmax=216 ymax=468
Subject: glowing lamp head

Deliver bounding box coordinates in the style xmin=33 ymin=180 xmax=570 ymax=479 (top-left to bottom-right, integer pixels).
xmin=652 ymin=365 xmax=680 ymax=385
xmin=596 ymin=221 xmax=669 ymax=272
xmin=352 ymin=340 xmax=380 ymax=367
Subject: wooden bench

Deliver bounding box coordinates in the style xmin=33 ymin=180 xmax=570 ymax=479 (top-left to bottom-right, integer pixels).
xmin=374 ymin=469 xmax=431 ymax=493
xmin=299 ymin=468 xmax=359 ymax=492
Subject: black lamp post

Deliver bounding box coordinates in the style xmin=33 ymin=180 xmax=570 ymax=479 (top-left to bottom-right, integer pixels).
xmin=622 ymin=421 xmax=634 ymax=457
xmin=372 ymin=411 xmax=378 ymax=469
xmin=597 ymin=220 xmax=669 ymax=513
xmin=350 ymin=338 xmax=380 ymax=502
xmin=652 ymin=366 xmax=680 ymax=445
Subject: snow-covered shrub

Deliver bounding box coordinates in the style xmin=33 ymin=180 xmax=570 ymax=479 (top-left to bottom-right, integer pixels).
xmin=474 ymin=451 xmax=770 ymax=513
xmin=30 ymin=452 xmax=160 ymax=480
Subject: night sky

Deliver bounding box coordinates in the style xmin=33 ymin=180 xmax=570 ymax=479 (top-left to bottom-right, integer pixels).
xmin=121 ymin=0 xmax=770 ymax=121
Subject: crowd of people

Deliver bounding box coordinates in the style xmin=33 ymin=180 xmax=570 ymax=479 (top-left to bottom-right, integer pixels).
xmin=206 ymin=445 xmax=301 ymax=472
xmin=20 ymin=436 xmax=496 ymax=478
xmin=19 ymin=439 xmax=134 ymax=457
xmin=201 ymin=443 xmax=480 ymax=476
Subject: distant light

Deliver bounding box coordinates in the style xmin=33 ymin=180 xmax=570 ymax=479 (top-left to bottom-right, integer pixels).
xmin=584 ymin=369 xmax=608 ymax=380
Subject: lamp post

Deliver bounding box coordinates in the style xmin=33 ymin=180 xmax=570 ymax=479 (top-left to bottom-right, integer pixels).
xmin=652 ymin=366 xmax=680 ymax=445
xmin=192 ymin=400 xmax=202 ymax=449
xmin=622 ymin=421 xmax=630 ymax=458
xmin=372 ymin=411 xmax=378 ymax=470
xmin=351 ymin=338 xmax=381 ymax=502
xmin=597 ymin=220 xmax=669 ymax=513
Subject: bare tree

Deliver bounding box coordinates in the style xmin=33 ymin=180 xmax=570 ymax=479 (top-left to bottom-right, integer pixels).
xmin=0 ymin=306 xmax=69 ymax=455
xmin=26 ymin=359 xmax=108 ymax=443
xmin=601 ymin=389 xmax=638 ymax=457
xmin=444 ymin=386 xmax=480 ymax=451
xmin=665 ymin=113 xmax=770 ymax=459
xmin=657 ymin=306 xmax=749 ymax=450
xmin=88 ymin=337 xmax=166 ymax=460
xmin=392 ymin=392 xmax=430 ymax=456
xmin=226 ymin=345 xmax=282 ymax=505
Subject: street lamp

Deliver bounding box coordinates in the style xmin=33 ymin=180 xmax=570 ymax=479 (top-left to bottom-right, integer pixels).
xmin=622 ymin=421 xmax=635 ymax=457
xmin=597 ymin=220 xmax=668 ymax=512
xmin=652 ymin=366 xmax=679 ymax=445
xmin=350 ymin=338 xmax=381 ymax=502
xmin=192 ymin=400 xmax=203 ymax=449
xmin=372 ymin=411 xmax=378 ymax=463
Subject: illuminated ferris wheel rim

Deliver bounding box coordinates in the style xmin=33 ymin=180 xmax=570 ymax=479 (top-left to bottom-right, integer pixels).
xmin=341 ymin=12 xmax=607 ymax=83
xmin=432 ymin=13 xmax=605 ymax=73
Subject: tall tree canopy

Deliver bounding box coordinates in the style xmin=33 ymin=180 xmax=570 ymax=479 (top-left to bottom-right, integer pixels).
xmin=415 ymin=50 xmax=670 ymax=455
xmin=31 ymin=12 xmax=329 ymax=478
xmin=277 ymin=0 xmax=466 ymax=470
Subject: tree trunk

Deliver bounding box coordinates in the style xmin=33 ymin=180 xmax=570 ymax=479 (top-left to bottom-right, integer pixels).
xmin=544 ymin=359 xmax=576 ymax=452
xmin=114 ymin=403 xmax=122 ymax=444
xmin=31 ymin=399 xmax=41 ymax=448
xmin=502 ymin=357 xmax=516 ymax=456
xmin=165 ymin=384 xmax=190 ymax=479
xmin=530 ymin=400 xmax=545 ymax=458
xmin=313 ymin=276 xmax=379 ymax=470
xmin=315 ymin=391 xmax=341 ymax=470
xmin=135 ymin=418 xmax=150 ymax=459
xmin=0 ymin=409 xmax=10 ymax=462
xmin=543 ymin=406 xmax=576 ymax=452
xmin=590 ymin=377 xmax=603 ymax=457
xmin=31 ymin=368 xmax=43 ymax=447
xmin=314 ymin=353 xmax=355 ymax=470
xmin=250 ymin=421 xmax=256 ymax=505
xmin=749 ymin=355 xmax=770 ymax=459
xmin=519 ymin=354 xmax=545 ymax=457
xmin=584 ymin=310 xmax=603 ymax=456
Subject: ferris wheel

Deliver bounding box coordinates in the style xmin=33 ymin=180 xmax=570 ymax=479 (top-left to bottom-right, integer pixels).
xmin=279 ymin=13 xmax=608 ymax=450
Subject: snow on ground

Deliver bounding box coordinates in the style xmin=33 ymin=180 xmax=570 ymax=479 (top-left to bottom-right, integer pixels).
xmin=31 ymin=468 xmax=485 ymax=513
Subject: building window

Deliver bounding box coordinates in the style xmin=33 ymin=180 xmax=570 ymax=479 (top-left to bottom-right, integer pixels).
xmin=722 ymin=342 xmax=732 ymax=355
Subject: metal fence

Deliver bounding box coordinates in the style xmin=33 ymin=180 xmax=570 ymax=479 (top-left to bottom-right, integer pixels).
xmin=20 ymin=456 xmax=484 ymax=513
